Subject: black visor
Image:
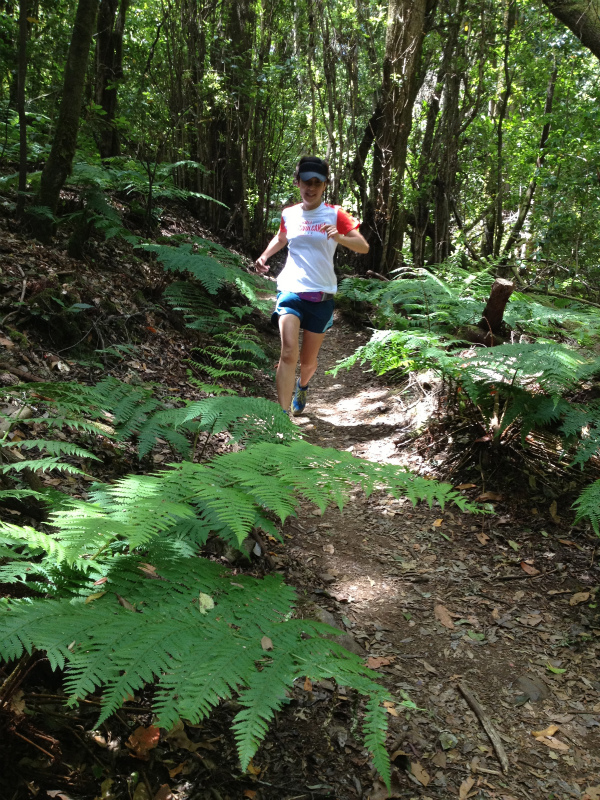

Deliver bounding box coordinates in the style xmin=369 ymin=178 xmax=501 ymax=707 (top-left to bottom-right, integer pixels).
xmin=298 ymin=158 xmax=328 ymax=182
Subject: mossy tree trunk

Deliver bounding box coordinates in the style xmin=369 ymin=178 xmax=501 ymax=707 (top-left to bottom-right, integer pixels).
xmin=37 ymin=0 xmax=98 ymax=231
xmin=543 ymin=0 xmax=600 ymax=60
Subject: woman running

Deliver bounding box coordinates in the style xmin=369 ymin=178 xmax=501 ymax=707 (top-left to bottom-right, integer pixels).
xmin=255 ymin=156 xmax=369 ymax=415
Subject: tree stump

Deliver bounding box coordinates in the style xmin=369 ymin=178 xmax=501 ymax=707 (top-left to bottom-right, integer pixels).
xmin=456 ymin=279 xmax=514 ymax=347
xmin=477 ymin=278 xmax=514 ymax=344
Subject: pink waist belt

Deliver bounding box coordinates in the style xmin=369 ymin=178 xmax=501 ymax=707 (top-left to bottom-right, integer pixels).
xmin=296 ymin=291 xmax=335 ymax=302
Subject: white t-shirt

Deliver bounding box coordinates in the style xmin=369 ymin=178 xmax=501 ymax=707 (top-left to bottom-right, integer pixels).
xmin=276 ymin=202 xmax=359 ymax=294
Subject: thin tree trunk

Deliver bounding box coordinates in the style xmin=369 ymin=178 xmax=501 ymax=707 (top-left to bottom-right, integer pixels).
xmin=369 ymin=0 xmax=429 ymax=274
xmin=95 ymin=0 xmax=130 ymax=160
xmin=412 ymin=0 xmax=462 ymax=268
xmin=492 ymin=1 xmax=515 ymax=258
xmin=38 ymin=0 xmax=98 ymax=223
xmin=16 ymin=0 xmax=28 ymax=217
xmin=501 ymin=64 xmax=558 ymax=259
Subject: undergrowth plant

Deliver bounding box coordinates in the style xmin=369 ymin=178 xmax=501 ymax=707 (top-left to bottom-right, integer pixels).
xmin=0 ymin=430 xmax=475 ymax=785
xmin=335 ymin=260 xmax=600 ymax=532
xmin=0 ymin=378 xmax=298 ymax=468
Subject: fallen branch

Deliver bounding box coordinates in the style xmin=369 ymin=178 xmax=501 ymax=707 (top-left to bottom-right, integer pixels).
xmin=521 ymin=287 xmax=600 ymax=310
xmin=365 ymin=270 xmax=390 ymax=282
xmin=0 ymin=362 xmax=44 ymax=383
xmin=458 ymin=682 xmax=510 ymax=774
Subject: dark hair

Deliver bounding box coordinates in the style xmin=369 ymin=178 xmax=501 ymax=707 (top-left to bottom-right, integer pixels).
xmin=294 ymin=155 xmax=330 ymax=185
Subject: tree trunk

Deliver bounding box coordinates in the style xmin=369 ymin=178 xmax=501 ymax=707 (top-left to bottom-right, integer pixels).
xmin=95 ymin=0 xmax=130 ymax=160
xmin=16 ymin=0 xmax=27 ymax=217
xmin=366 ymin=0 xmax=429 ymax=274
xmin=543 ymin=0 xmax=600 ymax=60
xmin=38 ymin=0 xmax=98 ymax=222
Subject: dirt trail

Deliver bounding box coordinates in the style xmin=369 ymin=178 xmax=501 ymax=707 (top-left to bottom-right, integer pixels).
xmin=269 ymin=314 xmax=600 ymax=800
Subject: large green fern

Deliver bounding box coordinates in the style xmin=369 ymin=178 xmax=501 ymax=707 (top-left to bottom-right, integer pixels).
xmin=0 ymin=439 xmax=474 ymax=785
xmin=1 ymin=379 xmax=296 ymax=461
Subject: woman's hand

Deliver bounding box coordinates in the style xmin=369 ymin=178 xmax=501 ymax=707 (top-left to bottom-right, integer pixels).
xmin=320 ymin=225 xmax=370 ymax=253
xmin=254 ymin=255 xmax=269 ymax=273
xmin=320 ymin=224 xmax=341 ymax=242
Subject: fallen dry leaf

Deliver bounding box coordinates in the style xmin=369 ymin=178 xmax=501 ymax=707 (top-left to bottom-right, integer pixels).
xmin=261 ymin=636 xmax=273 ymax=651
xmin=367 ymin=655 xmax=394 ymax=669
xmin=534 ymin=734 xmax=569 ymax=752
xmin=532 ymin=724 xmax=559 ymax=737
xmin=434 ymin=603 xmax=455 ymax=630
xmin=519 ymin=613 xmax=543 ymax=626
xmin=164 ymin=721 xmax=208 ymax=753
xmin=520 ymin=562 xmax=540 ymax=576
xmin=323 ymin=543 xmax=334 ymax=554
xmin=126 ymin=725 xmax=160 ymax=759
xmin=432 ymin=518 xmax=443 ymax=527
xmin=456 ymin=483 xmax=477 ymax=489
xmin=84 ymin=591 xmax=106 ymax=604
xmin=168 ymin=763 xmax=185 ymax=778
xmin=569 ymin=591 xmax=590 ymax=606
xmin=583 ymin=786 xmax=600 ymax=800
xmin=246 ymin=759 xmax=261 ymax=776
xmin=244 ymin=792 xmax=257 ymax=799
xmin=303 ymin=676 xmax=312 ymax=691
xmin=116 ymin=594 xmax=136 ymax=611
xmin=549 ymin=500 xmax=560 ymax=523
xmin=476 ymin=531 xmax=490 ymax=545
xmin=459 ymin=775 xmax=475 ymax=799
xmin=153 ymin=786 xmax=172 ymax=800
xmin=422 ymin=660 xmax=438 ymax=674
xmin=9 ymin=689 xmax=26 ymax=715
xmin=477 ymin=491 xmax=503 ymax=502
xmin=138 ymin=562 xmax=159 ymax=578
xmin=410 ymin=761 xmax=430 ymax=786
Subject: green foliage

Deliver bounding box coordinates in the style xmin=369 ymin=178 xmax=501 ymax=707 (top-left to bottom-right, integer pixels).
xmin=1 ymin=378 xmax=297 ymax=462
xmin=573 ymin=480 xmax=600 ymax=533
xmin=0 ymin=438 xmax=475 ymax=779
xmin=163 ymin=281 xmax=251 ymax=334
xmin=336 ymin=268 xmax=600 ymax=532
xmin=144 ymin=237 xmax=269 ymax=311
xmin=192 ymin=325 xmax=271 ymax=384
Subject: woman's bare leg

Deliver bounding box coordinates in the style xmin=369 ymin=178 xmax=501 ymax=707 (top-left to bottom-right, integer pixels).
xmin=276 ymin=314 xmax=301 ymax=409
xmin=299 ymin=329 xmax=326 ymax=387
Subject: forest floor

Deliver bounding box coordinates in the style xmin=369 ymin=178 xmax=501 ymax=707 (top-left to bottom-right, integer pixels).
xmin=1 ymin=220 xmax=600 ymax=800
xmin=264 ymin=318 xmax=600 ymax=800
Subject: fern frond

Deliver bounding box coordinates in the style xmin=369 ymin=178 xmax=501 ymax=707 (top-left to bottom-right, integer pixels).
xmin=143 ymin=243 xmax=231 ymax=294
xmin=14 ymin=440 xmax=100 ymax=460
xmin=1 ymin=457 xmax=87 ymax=475
xmin=573 ymin=480 xmax=600 ymax=533
xmin=363 ymin=695 xmax=392 ymax=789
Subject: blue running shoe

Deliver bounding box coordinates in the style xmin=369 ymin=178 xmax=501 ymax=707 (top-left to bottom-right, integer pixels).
xmin=291 ymin=379 xmax=309 ymax=415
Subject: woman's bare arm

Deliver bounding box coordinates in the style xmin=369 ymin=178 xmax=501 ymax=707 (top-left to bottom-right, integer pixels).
xmin=254 ymin=230 xmax=289 ymax=272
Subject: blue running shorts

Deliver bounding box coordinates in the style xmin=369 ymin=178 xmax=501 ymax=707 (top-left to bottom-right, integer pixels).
xmin=271 ymin=291 xmax=335 ymax=334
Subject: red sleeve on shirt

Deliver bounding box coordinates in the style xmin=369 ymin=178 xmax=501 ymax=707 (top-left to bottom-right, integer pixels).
xmin=336 ymin=207 xmax=359 ymax=235
xmin=279 ymin=214 xmax=287 ymax=235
